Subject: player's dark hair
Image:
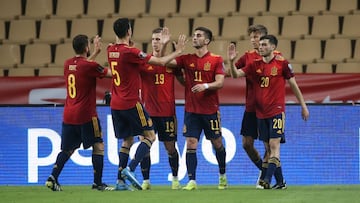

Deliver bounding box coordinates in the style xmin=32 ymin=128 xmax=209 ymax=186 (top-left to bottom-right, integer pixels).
xmin=152 ymin=27 xmax=163 ymax=34
xmin=113 ymin=17 xmax=131 ymax=38
xmin=72 ymin=34 xmax=88 ymax=55
xmin=194 ymin=26 xmax=213 ymax=42
xmin=248 ymin=24 xmax=268 ymax=36
xmin=260 ymin=34 xmax=278 ymax=47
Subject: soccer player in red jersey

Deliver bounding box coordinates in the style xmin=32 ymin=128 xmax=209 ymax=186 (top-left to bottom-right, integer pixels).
xmin=229 ymin=35 xmax=309 ymax=189
xmin=226 ymin=25 xmax=281 ymax=188
xmin=139 ymin=27 xmax=184 ymax=190
xmin=107 ymin=18 xmax=186 ymax=191
xmin=167 ymin=27 xmax=227 ymax=190
xmin=45 ymin=34 xmax=113 ymax=191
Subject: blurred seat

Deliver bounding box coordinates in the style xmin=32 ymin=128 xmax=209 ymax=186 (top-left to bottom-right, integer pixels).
xmin=118 ymin=0 xmax=146 ymax=17
xmin=221 ymin=16 xmax=249 ymax=40
xmin=23 ymin=0 xmax=53 ymax=19
xmin=0 ymin=0 xmax=22 ymax=20
xmin=292 ymin=39 xmax=322 ymax=63
xmin=347 ymin=39 xmax=360 ymax=62
xmin=206 ymin=0 xmax=237 ymax=17
xmin=192 ymin=16 xmax=220 ymax=38
xmin=0 ymin=67 xmax=4 ymax=76
xmin=276 ymin=39 xmax=292 ymax=60
xmin=175 ymin=0 xmax=206 ymax=17
xmin=292 ymin=0 xmax=327 ymax=15
xmin=252 ymin=16 xmax=280 ymax=35
xmin=324 ymin=0 xmax=358 ymax=15
xmin=5 ymin=19 xmax=36 ymax=44
xmin=280 ymin=15 xmax=310 ymax=40
xmin=55 ymin=0 xmax=84 ymax=19
xmin=36 ymin=19 xmax=68 ymax=44
xmin=163 ymin=17 xmax=191 ymax=39
xmin=101 ymin=18 xmax=117 ymax=42
xmin=289 ymin=63 xmax=304 ymax=74
xmin=20 ymin=43 xmax=52 ymax=68
xmin=307 ymin=15 xmax=339 ymax=39
xmin=264 ymin=0 xmax=297 ymax=16
xmin=146 ymin=0 xmax=177 ymax=17
xmin=234 ymin=40 xmax=255 ymax=58
xmin=70 ymin=18 xmax=99 ymax=40
xmin=132 ymin=17 xmax=160 ymax=42
xmin=318 ymin=38 xmax=351 ymax=63
xmin=236 ymin=0 xmax=267 ymax=16
xmin=53 ymin=43 xmax=73 ymax=67
xmin=0 ymin=44 xmax=21 ymax=69
xmin=38 ymin=67 xmax=64 ymax=76
xmin=338 ymin=14 xmax=360 ymax=38
xmin=86 ymin=0 xmax=115 ymax=18
xmin=306 ymin=63 xmax=334 ymax=73
xmin=209 ymin=40 xmax=230 ymax=61
xmin=8 ymin=67 xmax=36 ymax=76
xmin=0 ymin=20 xmax=4 ymax=42
xmin=336 ymin=62 xmax=360 ymax=73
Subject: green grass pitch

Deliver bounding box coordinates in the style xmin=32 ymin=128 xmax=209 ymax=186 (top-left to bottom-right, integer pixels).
xmin=1 ymin=185 xmax=359 ymax=203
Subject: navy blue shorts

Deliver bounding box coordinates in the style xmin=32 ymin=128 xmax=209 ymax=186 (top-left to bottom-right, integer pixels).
xmin=111 ymin=102 xmax=154 ymax=139
xmin=183 ymin=111 xmax=222 ymax=140
xmin=240 ymin=111 xmax=258 ymax=139
xmin=257 ymin=112 xmax=286 ymax=143
xmin=61 ymin=117 xmax=103 ymax=151
xmin=152 ymin=116 xmax=177 ymax=142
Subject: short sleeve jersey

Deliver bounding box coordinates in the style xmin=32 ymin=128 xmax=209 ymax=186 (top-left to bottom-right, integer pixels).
xmin=175 ymin=52 xmax=225 ymax=114
xmin=235 ymin=50 xmax=282 ymax=112
xmin=107 ymin=43 xmax=152 ymax=110
xmin=140 ymin=60 xmax=182 ymax=116
xmin=63 ymin=56 xmax=108 ymax=124
xmin=242 ymin=55 xmax=294 ymax=119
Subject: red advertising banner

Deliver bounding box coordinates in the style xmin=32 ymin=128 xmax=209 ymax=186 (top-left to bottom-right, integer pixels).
xmin=0 ymin=74 xmax=359 ymax=104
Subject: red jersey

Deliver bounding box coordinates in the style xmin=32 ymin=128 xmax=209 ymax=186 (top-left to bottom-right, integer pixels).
xmin=107 ymin=43 xmax=151 ymax=110
xmin=235 ymin=50 xmax=282 ymax=112
xmin=140 ymin=61 xmax=181 ymax=116
xmin=242 ymin=55 xmax=294 ymax=119
xmin=63 ymin=56 xmax=108 ymax=124
xmin=175 ymin=52 xmax=225 ymax=114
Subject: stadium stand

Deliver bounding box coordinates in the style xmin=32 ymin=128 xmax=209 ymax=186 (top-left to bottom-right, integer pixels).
xmin=146 ymin=0 xmax=177 ymax=17
xmin=54 ymin=0 xmax=84 ymax=19
xmin=85 ymin=0 xmax=116 ymax=18
xmin=36 ymin=18 xmax=68 ymax=44
xmin=292 ymin=0 xmax=328 ymax=15
xmin=292 ymin=39 xmax=322 ymax=64
xmin=307 ymin=15 xmax=339 ymax=39
xmin=306 ymin=63 xmax=335 ymax=73
xmin=221 ymin=16 xmax=249 ymax=40
xmin=265 ymin=0 xmax=297 ymax=16
xmin=0 ymin=0 xmax=22 ymax=20
xmin=22 ymin=0 xmax=53 ymax=20
xmin=1 ymin=0 xmax=360 ymax=76
xmin=175 ymin=0 xmax=207 ymax=17
xmin=0 ymin=44 xmax=21 ymax=69
xmin=336 ymin=62 xmax=360 ymax=73
xmin=38 ymin=67 xmax=63 ymax=76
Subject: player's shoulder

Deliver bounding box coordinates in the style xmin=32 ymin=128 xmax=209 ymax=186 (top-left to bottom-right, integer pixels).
xmin=274 ymin=54 xmax=286 ymax=61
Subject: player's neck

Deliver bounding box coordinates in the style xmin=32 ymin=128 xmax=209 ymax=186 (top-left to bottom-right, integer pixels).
xmin=116 ymin=36 xmax=130 ymax=45
xmin=195 ymin=46 xmax=208 ymax=57
xmin=262 ymin=52 xmax=275 ymax=63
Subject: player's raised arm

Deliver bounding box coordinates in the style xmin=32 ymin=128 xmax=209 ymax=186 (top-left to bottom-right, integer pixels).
xmin=148 ymin=34 xmax=187 ymax=66
xmin=227 ymin=43 xmax=245 ymax=78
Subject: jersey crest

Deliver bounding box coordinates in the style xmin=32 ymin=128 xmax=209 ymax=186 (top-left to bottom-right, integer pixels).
xmin=271 ymin=66 xmax=278 ymax=76
xmin=203 ymin=61 xmax=211 ymax=71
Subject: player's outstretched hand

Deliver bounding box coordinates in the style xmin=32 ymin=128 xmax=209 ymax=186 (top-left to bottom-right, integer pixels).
xmin=227 ymin=43 xmax=238 ymax=62
xmin=92 ymin=35 xmax=102 ymax=55
xmin=173 ymin=34 xmax=188 ymax=54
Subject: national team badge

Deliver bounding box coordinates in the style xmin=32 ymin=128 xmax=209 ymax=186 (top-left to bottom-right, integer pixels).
xmin=271 ymin=66 xmax=278 ymax=76
xmin=204 ymin=61 xmax=211 ymax=71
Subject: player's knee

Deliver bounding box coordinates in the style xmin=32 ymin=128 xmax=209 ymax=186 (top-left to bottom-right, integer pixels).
xmin=63 ymin=150 xmax=74 ymax=156
xmin=93 ymin=142 xmax=104 ymax=156
xmin=143 ymin=130 xmax=156 ymax=143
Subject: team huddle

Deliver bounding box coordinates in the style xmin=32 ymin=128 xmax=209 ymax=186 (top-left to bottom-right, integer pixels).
xmin=45 ymin=17 xmax=309 ymax=192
